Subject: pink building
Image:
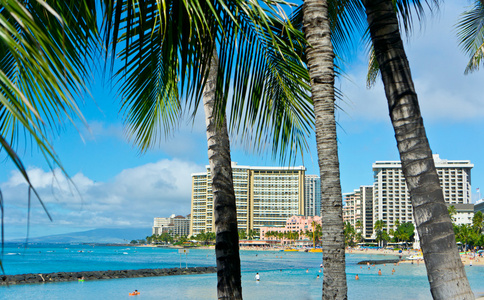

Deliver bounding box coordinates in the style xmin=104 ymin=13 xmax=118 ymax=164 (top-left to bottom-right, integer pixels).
xmin=259 ymin=215 xmax=321 ymax=245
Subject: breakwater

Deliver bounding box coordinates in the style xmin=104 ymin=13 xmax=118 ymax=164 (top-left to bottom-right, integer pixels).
xmin=357 ymin=259 xmax=400 ymax=265
xmin=0 ymin=267 xmax=217 ymax=286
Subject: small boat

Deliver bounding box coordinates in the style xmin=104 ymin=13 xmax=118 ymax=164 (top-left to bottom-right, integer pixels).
xmin=406 ymin=255 xmax=423 ymax=260
xmin=284 ymin=248 xmax=298 ymax=252
xmin=309 ymin=248 xmax=322 ymax=253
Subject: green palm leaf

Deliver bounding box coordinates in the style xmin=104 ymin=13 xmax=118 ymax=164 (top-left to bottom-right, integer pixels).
xmin=102 ymin=0 xmax=315 ymax=161
xmin=456 ymin=1 xmax=484 ymax=73
xmin=0 ymin=0 xmax=98 ymax=244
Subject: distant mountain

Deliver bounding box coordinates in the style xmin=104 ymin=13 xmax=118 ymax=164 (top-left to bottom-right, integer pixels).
xmin=7 ymin=228 xmax=151 ymax=244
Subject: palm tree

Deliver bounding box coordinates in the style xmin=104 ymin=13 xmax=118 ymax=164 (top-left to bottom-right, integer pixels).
xmin=373 ymin=220 xmax=386 ymax=248
xmin=362 ymin=0 xmax=473 ymax=298
xmin=0 ymin=1 xmax=97 ymax=269
xmin=101 ymin=2 xmax=312 ymax=298
xmin=473 ymin=211 xmax=483 ymax=233
xmin=448 ymin=205 xmax=458 ymax=223
xmin=301 ymin=1 xmax=365 ymax=298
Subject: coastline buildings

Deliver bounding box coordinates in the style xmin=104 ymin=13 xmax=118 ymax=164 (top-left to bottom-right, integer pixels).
xmin=475 ymin=199 xmax=484 ymax=214
xmin=304 ymin=175 xmax=321 ymax=216
xmin=451 ymin=204 xmax=474 ymax=226
xmin=259 ymin=215 xmax=321 ymax=245
xmin=190 ymin=163 xmax=306 ymax=236
xmin=343 ymin=186 xmax=373 ymax=239
xmin=372 ymin=154 xmax=473 ymax=234
xmin=152 ymin=215 xmax=190 ymax=237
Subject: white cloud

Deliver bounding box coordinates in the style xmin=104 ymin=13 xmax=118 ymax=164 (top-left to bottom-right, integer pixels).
xmin=1 ymin=159 xmax=205 ymax=238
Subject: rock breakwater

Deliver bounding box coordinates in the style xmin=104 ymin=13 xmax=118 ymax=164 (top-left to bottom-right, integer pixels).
xmin=0 ymin=267 xmax=216 ymax=286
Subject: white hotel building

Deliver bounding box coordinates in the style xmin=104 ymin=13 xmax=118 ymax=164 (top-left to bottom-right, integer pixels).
xmin=372 ymin=154 xmax=473 ymax=234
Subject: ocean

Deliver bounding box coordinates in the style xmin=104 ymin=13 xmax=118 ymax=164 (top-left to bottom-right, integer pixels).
xmin=1 ymin=244 xmax=483 ymax=299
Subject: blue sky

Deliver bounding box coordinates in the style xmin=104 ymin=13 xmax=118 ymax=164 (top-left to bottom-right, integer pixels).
xmin=2 ymin=2 xmax=484 ymax=239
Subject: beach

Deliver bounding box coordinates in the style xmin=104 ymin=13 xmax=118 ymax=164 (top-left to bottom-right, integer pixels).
xmin=346 ymin=247 xmax=484 ymax=266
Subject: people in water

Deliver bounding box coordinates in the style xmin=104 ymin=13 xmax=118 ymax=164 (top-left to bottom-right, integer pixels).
xmin=317 ymin=275 xmax=320 ymax=279
xmin=306 ymin=269 xmax=309 ymax=273
xmin=355 ymin=274 xmax=359 ymax=280
xmin=378 ymin=269 xmax=382 ymax=276
xmin=255 ymin=273 xmax=260 ymax=281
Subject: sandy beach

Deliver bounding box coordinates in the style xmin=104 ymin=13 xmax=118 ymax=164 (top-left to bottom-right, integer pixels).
xmin=346 ymin=247 xmax=484 ymax=266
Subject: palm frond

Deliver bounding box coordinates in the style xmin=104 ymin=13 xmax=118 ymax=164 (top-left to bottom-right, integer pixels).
xmin=0 ymin=0 xmax=98 ymax=242
xmin=102 ymin=0 xmax=316 ymax=162
xmin=456 ymin=1 xmax=484 ymax=73
xmin=393 ymin=0 xmax=440 ymax=34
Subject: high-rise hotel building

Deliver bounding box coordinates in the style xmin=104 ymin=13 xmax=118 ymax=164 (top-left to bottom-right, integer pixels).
xmin=190 ymin=163 xmax=306 ymax=236
xmin=304 ymin=175 xmax=321 ymax=216
xmin=343 ymin=186 xmax=373 ymax=239
xmin=372 ymin=154 xmax=473 ymax=233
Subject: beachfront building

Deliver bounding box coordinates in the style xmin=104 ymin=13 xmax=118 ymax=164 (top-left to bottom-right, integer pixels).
xmin=172 ymin=215 xmax=191 ymax=236
xmin=343 ymin=186 xmax=373 ymax=239
xmin=304 ymin=175 xmax=321 ymax=216
xmin=259 ymin=215 xmax=321 ymax=246
xmin=152 ymin=214 xmax=175 ymax=235
xmin=190 ymin=163 xmax=305 ymax=236
xmin=475 ymin=199 xmax=484 ymax=214
xmin=450 ymin=204 xmax=474 ymax=226
xmin=343 ymin=186 xmax=374 ymax=239
xmin=372 ymin=154 xmax=473 ymax=236
xmin=153 ymin=214 xmax=190 ymax=237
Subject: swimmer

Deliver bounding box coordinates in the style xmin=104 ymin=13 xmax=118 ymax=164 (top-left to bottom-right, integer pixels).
xmin=319 ymin=269 xmax=322 ymax=273
xmin=378 ymin=269 xmax=382 ymax=276
xmin=355 ymin=274 xmax=359 ymax=280
xmin=306 ymin=269 xmax=309 ymax=273
xmin=317 ymin=275 xmax=320 ymax=279
xmin=255 ymin=272 xmax=260 ymax=281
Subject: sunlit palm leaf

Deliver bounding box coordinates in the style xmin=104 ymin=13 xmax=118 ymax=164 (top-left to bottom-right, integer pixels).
xmin=102 ymin=0 xmax=315 ymax=161
xmin=456 ymin=1 xmax=484 ymax=74
xmin=0 ymin=1 xmax=97 ymax=228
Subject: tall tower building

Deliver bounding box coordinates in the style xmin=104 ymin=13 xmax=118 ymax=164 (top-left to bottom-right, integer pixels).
xmin=343 ymin=186 xmax=373 ymax=239
xmin=372 ymin=154 xmax=472 ymax=235
xmin=190 ymin=163 xmax=305 ymax=236
xmin=304 ymin=175 xmax=321 ymax=216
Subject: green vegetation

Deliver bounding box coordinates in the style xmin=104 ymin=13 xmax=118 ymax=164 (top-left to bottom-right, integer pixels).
xmin=452 ymin=211 xmax=484 ymax=250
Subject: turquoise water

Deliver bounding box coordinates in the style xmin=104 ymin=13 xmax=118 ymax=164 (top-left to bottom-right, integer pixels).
xmin=1 ymin=245 xmax=483 ymax=299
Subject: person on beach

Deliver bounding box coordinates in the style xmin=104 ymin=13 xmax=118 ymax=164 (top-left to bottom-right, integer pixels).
xmin=355 ymin=274 xmax=359 ymax=280
xmin=255 ymin=273 xmax=260 ymax=281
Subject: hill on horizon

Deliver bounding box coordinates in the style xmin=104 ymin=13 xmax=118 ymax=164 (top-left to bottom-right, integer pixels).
xmin=6 ymin=228 xmax=151 ymax=244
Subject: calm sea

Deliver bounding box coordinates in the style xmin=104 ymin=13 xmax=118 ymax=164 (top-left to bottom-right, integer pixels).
xmin=1 ymin=244 xmax=483 ymax=299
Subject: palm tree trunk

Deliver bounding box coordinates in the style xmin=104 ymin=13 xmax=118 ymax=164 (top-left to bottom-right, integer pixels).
xmin=203 ymin=48 xmax=242 ymax=299
xmin=302 ymin=1 xmax=347 ymax=299
xmin=363 ymin=1 xmax=473 ymax=299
